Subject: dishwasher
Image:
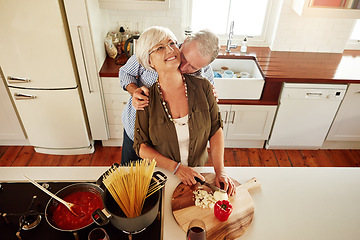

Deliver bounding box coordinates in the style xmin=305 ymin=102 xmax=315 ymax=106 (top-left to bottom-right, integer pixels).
xmin=266 ymin=83 xmax=348 ymax=149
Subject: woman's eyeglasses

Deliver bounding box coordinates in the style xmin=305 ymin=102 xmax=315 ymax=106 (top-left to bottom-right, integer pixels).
xmin=149 ymin=41 xmax=177 ymax=55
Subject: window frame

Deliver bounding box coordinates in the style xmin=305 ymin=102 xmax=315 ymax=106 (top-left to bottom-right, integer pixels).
xmin=185 ymin=0 xmax=276 ymax=47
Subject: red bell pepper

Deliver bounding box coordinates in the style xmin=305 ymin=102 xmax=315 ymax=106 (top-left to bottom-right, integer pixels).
xmin=214 ymin=200 xmax=233 ymax=222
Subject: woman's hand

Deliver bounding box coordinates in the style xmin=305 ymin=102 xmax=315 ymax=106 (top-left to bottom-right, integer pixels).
xmin=214 ymin=172 xmax=236 ymax=196
xmin=175 ymin=164 xmax=205 ymax=186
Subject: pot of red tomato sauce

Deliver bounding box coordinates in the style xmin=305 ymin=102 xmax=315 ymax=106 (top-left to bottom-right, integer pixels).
xmin=45 ymin=183 xmax=104 ymax=239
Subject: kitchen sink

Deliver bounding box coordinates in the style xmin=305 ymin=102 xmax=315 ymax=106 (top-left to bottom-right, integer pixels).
xmin=210 ymin=57 xmax=265 ymax=99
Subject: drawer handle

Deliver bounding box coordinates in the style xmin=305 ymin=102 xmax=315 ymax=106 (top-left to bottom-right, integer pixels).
xmin=223 ymin=111 xmax=228 ymax=124
xmin=230 ymin=111 xmax=235 ymax=124
xmin=14 ymin=93 xmax=36 ymax=100
xmin=8 ymin=76 xmax=31 ymax=83
xmin=306 ymin=92 xmax=322 ymax=96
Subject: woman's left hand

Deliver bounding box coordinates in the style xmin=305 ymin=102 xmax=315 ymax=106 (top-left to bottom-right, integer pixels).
xmin=214 ymin=172 xmax=236 ymax=196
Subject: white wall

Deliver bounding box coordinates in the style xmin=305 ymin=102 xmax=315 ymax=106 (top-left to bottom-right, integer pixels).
xmin=270 ymin=0 xmax=356 ymax=53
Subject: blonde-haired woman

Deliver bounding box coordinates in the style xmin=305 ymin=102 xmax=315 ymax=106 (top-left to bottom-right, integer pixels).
xmin=133 ymin=26 xmax=235 ymax=195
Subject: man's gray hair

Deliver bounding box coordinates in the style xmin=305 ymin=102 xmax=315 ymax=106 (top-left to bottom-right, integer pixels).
xmin=184 ymin=29 xmax=219 ymax=64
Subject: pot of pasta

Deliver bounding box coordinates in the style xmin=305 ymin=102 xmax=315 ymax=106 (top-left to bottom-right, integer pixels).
xmin=92 ymin=160 xmax=166 ymax=233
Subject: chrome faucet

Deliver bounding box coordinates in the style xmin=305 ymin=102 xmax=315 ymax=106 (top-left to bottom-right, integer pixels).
xmin=226 ymin=21 xmax=237 ymax=53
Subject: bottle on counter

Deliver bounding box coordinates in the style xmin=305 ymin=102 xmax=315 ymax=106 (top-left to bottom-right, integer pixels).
xmin=240 ymin=37 xmax=247 ymax=53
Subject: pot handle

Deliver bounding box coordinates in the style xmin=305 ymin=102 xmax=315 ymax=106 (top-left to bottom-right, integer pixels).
xmin=96 ymin=163 xmax=119 ymax=188
xmin=92 ymin=208 xmax=110 ymax=226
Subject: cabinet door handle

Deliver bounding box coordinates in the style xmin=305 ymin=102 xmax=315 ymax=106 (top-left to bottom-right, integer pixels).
xmin=223 ymin=111 xmax=228 ymax=124
xmin=77 ymin=26 xmax=93 ymax=94
xmin=14 ymin=93 xmax=36 ymax=100
xmin=230 ymin=111 xmax=235 ymax=124
xmin=8 ymin=76 xmax=31 ymax=83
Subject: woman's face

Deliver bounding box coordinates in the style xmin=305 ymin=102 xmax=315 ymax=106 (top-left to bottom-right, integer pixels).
xmin=148 ymin=37 xmax=180 ymax=72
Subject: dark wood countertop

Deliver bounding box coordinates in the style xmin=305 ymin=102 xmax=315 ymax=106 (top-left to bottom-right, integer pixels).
xmin=99 ymin=47 xmax=360 ymax=105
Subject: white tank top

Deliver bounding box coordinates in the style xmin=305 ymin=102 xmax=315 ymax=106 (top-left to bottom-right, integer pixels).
xmin=172 ymin=114 xmax=189 ymax=166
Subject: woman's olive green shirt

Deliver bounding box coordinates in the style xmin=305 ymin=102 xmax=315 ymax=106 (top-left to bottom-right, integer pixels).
xmin=133 ymin=74 xmax=223 ymax=167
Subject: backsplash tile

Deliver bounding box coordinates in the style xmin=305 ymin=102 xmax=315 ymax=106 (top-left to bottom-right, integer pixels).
xmin=106 ymin=0 xmax=184 ymax=40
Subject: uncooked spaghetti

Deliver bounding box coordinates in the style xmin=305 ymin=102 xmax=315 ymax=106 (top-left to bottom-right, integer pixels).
xmin=102 ymin=159 xmax=156 ymax=218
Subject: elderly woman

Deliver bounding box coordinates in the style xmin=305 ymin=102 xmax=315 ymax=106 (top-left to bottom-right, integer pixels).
xmin=133 ymin=26 xmax=235 ymax=195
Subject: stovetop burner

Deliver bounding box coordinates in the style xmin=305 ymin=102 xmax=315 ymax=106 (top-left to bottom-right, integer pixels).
xmin=0 ymin=182 xmax=162 ymax=240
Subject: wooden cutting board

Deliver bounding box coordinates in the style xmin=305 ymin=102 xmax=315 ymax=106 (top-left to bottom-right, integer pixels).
xmin=171 ymin=173 xmax=260 ymax=240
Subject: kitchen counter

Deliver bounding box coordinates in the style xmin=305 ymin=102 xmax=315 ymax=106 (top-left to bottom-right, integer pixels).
xmin=1 ymin=166 xmax=360 ymax=240
xmin=99 ymin=47 xmax=360 ymax=106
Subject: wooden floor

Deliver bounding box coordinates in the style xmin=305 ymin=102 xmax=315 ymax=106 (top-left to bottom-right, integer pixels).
xmin=1 ymin=141 xmax=360 ymax=167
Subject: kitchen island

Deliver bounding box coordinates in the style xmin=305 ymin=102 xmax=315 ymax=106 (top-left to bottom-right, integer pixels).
xmin=1 ymin=166 xmax=360 ymax=240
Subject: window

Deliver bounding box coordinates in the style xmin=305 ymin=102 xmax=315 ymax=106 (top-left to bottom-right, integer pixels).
xmin=350 ymin=19 xmax=360 ymax=40
xmin=189 ymin=0 xmax=272 ymax=42
xmin=346 ymin=19 xmax=360 ymax=50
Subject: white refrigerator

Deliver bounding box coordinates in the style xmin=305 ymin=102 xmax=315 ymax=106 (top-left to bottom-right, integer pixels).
xmin=0 ymin=0 xmax=95 ymax=154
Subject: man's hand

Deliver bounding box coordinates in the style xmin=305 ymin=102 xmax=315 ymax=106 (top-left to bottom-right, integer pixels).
xmin=212 ymin=85 xmax=219 ymax=102
xmin=126 ymin=83 xmax=150 ymax=110
xmin=132 ymin=86 xmax=149 ymax=110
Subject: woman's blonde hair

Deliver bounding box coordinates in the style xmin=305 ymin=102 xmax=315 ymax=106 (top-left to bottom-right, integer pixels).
xmin=136 ymin=26 xmax=177 ymax=71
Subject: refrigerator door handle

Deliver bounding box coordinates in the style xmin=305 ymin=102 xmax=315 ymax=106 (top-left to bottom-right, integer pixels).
xmin=14 ymin=93 xmax=37 ymax=100
xmin=8 ymin=76 xmax=31 ymax=83
xmin=77 ymin=26 xmax=93 ymax=94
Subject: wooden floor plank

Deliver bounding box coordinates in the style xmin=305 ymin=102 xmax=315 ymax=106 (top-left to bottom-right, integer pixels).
xmin=272 ymin=150 xmax=293 ymax=167
xmin=349 ymin=150 xmax=360 ymax=166
xmin=299 ymin=150 xmax=319 ymax=167
xmin=52 ymin=155 xmax=77 ymax=166
xmin=258 ymin=149 xmax=279 ymax=167
xmin=286 ymin=150 xmax=307 ymax=167
xmin=11 ymin=146 xmax=35 ymax=166
xmin=234 ymin=149 xmax=250 ymax=167
xmin=0 ymin=146 xmax=22 ymax=166
xmin=326 ymin=150 xmax=358 ymax=167
xmin=0 ymin=146 xmax=8 ymax=159
xmin=247 ymin=149 xmax=263 ymax=167
xmin=73 ymin=154 xmax=93 ymax=166
xmin=311 ymin=150 xmax=334 ymax=167
xmin=91 ymin=146 xmax=121 ymax=166
xmin=27 ymin=153 xmax=57 ymax=166
xmin=223 ymin=148 xmax=234 ymax=167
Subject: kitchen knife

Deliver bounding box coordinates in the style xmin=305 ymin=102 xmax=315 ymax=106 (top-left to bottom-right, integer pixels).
xmin=194 ymin=176 xmax=226 ymax=193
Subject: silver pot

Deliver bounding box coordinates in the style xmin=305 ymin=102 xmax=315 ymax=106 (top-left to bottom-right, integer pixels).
xmin=92 ymin=180 xmax=160 ymax=233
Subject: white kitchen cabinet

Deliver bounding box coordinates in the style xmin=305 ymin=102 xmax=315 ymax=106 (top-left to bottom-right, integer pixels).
xmin=219 ymin=104 xmax=277 ymax=148
xmin=0 ymin=75 xmax=27 ymax=145
xmin=98 ymin=0 xmax=170 ymax=10
xmin=292 ymin=0 xmax=360 ymax=18
xmin=324 ymin=84 xmax=360 ymax=149
xmin=101 ymin=77 xmax=130 ymax=146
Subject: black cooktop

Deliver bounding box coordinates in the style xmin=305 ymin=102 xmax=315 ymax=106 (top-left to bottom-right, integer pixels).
xmin=0 ymin=182 xmax=162 ymax=240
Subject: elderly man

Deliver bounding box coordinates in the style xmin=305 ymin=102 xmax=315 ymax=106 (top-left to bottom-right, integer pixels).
xmin=119 ymin=29 xmax=219 ymax=165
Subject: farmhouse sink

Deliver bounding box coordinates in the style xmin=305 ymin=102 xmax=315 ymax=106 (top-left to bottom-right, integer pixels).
xmin=210 ymin=57 xmax=265 ymax=99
